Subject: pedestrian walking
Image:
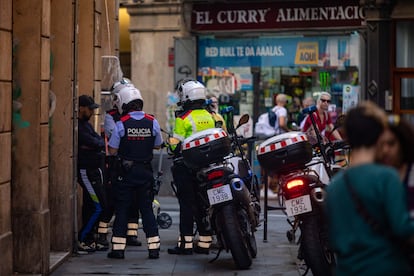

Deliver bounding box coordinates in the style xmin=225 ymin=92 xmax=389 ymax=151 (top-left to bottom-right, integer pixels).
xmin=106 ymin=85 xmax=162 ymax=259
xmin=167 ymin=79 xmax=215 ymax=255
xmin=376 ymin=114 xmax=414 ymax=271
xmin=325 ymin=101 xmax=414 ymax=276
xmin=77 ymin=95 xmax=106 ymax=253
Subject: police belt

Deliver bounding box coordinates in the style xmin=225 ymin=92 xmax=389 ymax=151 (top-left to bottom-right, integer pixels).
xmin=121 ymin=159 xmax=151 ymax=167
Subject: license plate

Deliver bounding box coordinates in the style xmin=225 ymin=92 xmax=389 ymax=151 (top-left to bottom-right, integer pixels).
xmin=285 ymin=195 xmax=312 ymax=216
xmin=207 ymin=184 xmax=233 ymax=205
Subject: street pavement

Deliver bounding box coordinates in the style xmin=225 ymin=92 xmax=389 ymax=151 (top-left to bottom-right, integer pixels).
xmin=51 ymin=196 xmax=306 ymax=276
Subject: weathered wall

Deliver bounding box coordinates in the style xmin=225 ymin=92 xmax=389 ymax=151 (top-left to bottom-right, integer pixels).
xmin=128 ymin=2 xmax=181 ymax=131
xmin=0 ymin=0 xmax=120 ymax=274
xmin=49 ymin=0 xmax=75 ymax=254
xmin=0 ymin=0 xmax=13 ymax=274
xmin=12 ymin=0 xmax=51 ymax=273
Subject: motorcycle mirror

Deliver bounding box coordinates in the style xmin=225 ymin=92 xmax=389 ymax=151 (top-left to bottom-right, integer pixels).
xmin=236 ymin=114 xmax=250 ymax=129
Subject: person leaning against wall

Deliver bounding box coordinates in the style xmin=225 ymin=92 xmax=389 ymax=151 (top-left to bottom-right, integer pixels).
xmin=77 ymin=95 xmax=107 ymax=253
xmin=325 ymin=101 xmax=414 ymax=276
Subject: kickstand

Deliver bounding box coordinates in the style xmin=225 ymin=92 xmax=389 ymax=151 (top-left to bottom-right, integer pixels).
xmin=208 ymin=248 xmax=222 ymax=263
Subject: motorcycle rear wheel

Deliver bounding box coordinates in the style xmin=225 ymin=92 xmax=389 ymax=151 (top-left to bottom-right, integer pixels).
xmin=300 ymin=214 xmax=335 ymax=276
xmin=218 ymin=204 xmax=253 ymax=269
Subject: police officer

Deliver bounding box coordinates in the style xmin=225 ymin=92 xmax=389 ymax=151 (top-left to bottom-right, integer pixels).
xmin=167 ymin=79 xmax=215 ymax=255
xmin=106 ymin=85 xmax=162 ymax=259
xmin=77 ymin=95 xmax=106 ymax=253
xmin=96 ymin=79 xmax=142 ymax=250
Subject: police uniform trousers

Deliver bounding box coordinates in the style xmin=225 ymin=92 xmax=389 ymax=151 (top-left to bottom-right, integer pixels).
xmin=171 ymin=161 xmax=212 ymax=251
xmin=98 ymin=157 xmax=141 ymax=244
xmin=110 ymin=162 xmax=160 ymax=254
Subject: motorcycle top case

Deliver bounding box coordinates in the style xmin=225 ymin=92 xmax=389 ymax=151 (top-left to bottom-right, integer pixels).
xmin=257 ymin=131 xmax=312 ymax=173
xmin=182 ymin=128 xmax=231 ymax=169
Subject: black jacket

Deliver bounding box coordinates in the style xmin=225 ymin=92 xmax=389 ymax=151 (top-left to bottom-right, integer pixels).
xmin=78 ymin=118 xmax=105 ymax=169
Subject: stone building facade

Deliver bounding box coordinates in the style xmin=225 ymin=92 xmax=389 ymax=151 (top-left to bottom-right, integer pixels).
xmin=0 ymin=0 xmax=120 ymax=274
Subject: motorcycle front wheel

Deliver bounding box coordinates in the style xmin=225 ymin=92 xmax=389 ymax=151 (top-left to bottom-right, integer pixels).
xmin=300 ymin=213 xmax=335 ymax=276
xmin=217 ymin=203 xmax=253 ymax=269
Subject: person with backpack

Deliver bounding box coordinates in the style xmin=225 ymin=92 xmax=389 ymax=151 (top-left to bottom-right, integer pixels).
xmin=254 ymin=93 xmax=290 ymax=139
xmin=254 ymin=93 xmax=290 ymax=199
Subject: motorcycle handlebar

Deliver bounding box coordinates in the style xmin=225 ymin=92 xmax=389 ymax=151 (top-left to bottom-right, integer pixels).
xmin=332 ymin=140 xmax=349 ymax=150
xmin=302 ymin=105 xmax=317 ymax=115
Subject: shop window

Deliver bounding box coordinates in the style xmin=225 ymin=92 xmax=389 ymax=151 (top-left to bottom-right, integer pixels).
xmin=400 ymin=78 xmax=414 ymax=110
xmin=396 ymin=21 xmax=414 ymax=68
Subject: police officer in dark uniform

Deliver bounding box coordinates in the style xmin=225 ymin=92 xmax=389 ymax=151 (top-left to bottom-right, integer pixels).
xmin=106 ymin=85 xmax=162 ymax=259
xmin=77 ymin=95 xmax=106 ymax=253
xmin=167 ymin=79 xmax=215 ymax=255
xmin=96 ymin=80 xmax=142 ymax=250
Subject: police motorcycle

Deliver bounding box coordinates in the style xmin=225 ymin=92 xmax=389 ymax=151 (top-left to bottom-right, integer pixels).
xmin=257 ymin=106 xmax=349 ymax=276
xmin=168 ymin=109 xmax=260 ymax=269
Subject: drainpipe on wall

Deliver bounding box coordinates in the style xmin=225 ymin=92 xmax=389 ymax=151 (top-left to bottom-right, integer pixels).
xmin=72 ymin=0 xmax=80 ymax=254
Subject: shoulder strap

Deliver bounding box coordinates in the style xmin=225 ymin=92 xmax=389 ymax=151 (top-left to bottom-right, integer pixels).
xmin=343 ymin=172 xmax=399 ymax=243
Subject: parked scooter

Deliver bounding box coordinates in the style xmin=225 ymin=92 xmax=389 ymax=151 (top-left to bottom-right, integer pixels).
xmin=257 ymin=106 xmax=349 ymax=276
xmin=169 ymin=110 xmax=260 ymax=269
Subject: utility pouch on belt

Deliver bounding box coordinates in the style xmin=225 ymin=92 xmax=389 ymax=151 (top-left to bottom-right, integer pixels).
xmin=121 ymin=159 xmax=134 ymax=174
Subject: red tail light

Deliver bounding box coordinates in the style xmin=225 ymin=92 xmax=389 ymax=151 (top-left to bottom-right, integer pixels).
xmin=283 ymin=177 xmax=309 ymax=199
xmin=286 ymin=179 xmax=304 ymax=190
xmin=207 ymin=170 xmax=224 ymax=180
xmin=213 ymin=183 xmax=223 ymax=188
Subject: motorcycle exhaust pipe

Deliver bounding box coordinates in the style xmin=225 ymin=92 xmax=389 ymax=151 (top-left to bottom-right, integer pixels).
xmin=230 ymin=178 xmax=250 ymax=205
xmin=311 ymin=187 xmax=326 ymax=204
xmin=230 ymin=178 xmax=259 ymax=227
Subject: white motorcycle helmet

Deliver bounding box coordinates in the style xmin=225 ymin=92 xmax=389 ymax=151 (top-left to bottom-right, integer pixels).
xmin=176 ymin=79 xmax=206 ymax=106
xmin=113 ymin=85 xmax=143 ymax=114
xmin=111 ymin=78 xmax=134 ymax=94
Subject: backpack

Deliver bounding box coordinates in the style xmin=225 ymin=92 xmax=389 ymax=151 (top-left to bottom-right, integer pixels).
xmin=268 ymin=110 xmax=277 ymax=127
xmin=254 ymin=110 xmax=277 ymax=139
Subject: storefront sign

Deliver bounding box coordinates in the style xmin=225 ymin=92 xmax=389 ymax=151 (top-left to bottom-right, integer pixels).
xmin=192 ymin=1 xmax=364 ymax=31
xmin=295 ymin=42 xmax=319 ymax=65
xmin=198 ymin=36 xmax=356 ymax=68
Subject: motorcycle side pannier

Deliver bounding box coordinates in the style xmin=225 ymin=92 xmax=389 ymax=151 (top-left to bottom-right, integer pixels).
xmin=182 ymin=128 xmax=231 ymax=169
xmin=257 ymin=131 xmax=312 ymax=173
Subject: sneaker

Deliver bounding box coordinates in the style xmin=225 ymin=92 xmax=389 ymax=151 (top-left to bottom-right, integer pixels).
xmin=77 ymin=241 xmax=96 ymax=253
xmin=96 ymin=241 xmax=109 ymax=251
xmin=260 ymin=188 xmax=278 ymax=199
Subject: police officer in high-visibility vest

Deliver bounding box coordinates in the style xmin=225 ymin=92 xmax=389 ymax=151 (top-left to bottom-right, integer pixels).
xmin=167 ymin=79 xmax=215 ymax=255
xmin=107 ymin=85 xmax=162 ymax=259
xmin=97 ymin=79 xmax=143 ymax=250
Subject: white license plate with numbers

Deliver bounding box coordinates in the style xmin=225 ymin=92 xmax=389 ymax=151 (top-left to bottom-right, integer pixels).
xmin=285 ymin=195 xmax=312 ymax=216
xmin=207 ymin=184 xmax=233 ymax=205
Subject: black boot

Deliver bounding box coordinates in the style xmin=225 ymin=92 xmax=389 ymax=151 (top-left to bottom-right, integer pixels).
xmin=167 ymin=246 xmax=192 ymax=255
xmin=194 ymin=245 xmax=209 ymax=255
xmin=96 ymin=233 xmax=109 ymax=251
xmin=148 ymin=249 xmax=160 ymax=259
xmin=126 ymin=236 xmax=142 ymax=246
xmin=107 ymin=250 xmax=125 ymax=259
